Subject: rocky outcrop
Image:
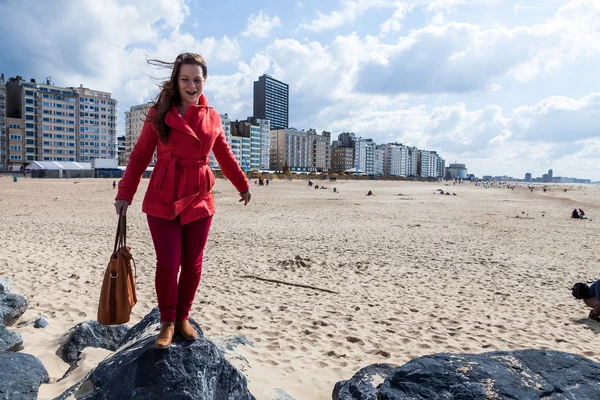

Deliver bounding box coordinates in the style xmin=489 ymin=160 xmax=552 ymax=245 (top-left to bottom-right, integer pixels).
xmin=333 ymin=349 xmax=600 ymax=399
xmin=0 ymin=352 xmax=49 ymax=400
xmin=0 ymin=292 xmax=28 ymax=327
xmin=60 ymin=320 xmax=128 ymax=365
xmin=55 ymin=308 xmax=255 ymax=400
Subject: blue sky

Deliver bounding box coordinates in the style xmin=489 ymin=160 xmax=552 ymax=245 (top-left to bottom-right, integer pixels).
xmin=0 ymin=0 xmax=599 ymax=179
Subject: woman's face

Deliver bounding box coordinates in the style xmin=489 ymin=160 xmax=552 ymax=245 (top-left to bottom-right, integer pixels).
xmin=177 ymin=63 xmax=205 ymax=106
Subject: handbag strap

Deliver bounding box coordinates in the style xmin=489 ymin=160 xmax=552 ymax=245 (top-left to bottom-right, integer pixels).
xmin=113 ymin=215 xmax=127 ymax=253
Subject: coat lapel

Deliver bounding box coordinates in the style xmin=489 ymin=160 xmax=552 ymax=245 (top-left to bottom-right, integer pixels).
xmin=164 ymin=95 xmax=211 ymax=143
xmin=165 ymin=107 xmax=200 ymax=141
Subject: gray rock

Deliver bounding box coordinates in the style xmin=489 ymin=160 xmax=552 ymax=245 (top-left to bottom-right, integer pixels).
xmin=0 ymin=324 xmax=23 ymax=352
xmin=333 ymin=349 xmax=600 ymax=399
xmin=0 ymin=293 xmax=28 ymax=327
xmin=266 ymin=388 xmax=296 ymax=400
xmin=34 ymin=316 xmax=49 ymax=329
xmin=0 ymin=279 xmax=10 ymax=294
xmin=0 ymin=352 xmax=49 ymax=400
xmin=56 ymin=307 xmax=256 ymax=400
xmin=212 ymin=335 xmax=255 ymax=352
xmin=60 ymin=320 xmax=128 ymax=365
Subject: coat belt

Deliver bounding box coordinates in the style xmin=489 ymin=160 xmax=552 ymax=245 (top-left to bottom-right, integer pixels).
xmin=156 ymin=153 xmax=209 ymax=205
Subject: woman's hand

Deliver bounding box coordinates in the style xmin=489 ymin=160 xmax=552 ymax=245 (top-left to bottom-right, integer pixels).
xmin=114 ymin=199 xmax=130 ymax=216
xmin=239 ymin=190 xmax=251 ymax=206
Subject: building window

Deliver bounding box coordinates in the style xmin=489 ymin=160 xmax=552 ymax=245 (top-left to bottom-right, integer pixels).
xmin=9 ymin=134 xmax=22 ymax=140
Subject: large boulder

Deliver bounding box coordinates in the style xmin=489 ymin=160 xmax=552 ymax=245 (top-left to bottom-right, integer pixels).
xmin=55 ymin=308 xmax=256 ymax=400
xmin=0 ymin=293 xmax=28 ymax=327
xmin=333 ymin=349 xmax=600 ymax=399
xmin=0 ymin=352 xmax=49 ymax=400
xmin=60 ymin=320 xmax=128 ymax=365
xmin=0 ymin=324 xmax=23 ymax=352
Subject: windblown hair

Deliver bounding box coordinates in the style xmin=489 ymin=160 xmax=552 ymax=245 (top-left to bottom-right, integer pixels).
xmin=146 ymin=53 xmax=208 ymax=143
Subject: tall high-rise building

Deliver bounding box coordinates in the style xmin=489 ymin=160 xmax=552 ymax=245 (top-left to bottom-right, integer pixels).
xmin=253 ymin=74 xmax=289 ymax=129
xmin=4 ymin=76 xmax=117 ymax=168
xmin=0 ymin=74 xmax=5 ymax=169
xmin=124 ymin=102 xmax=154 ymax=166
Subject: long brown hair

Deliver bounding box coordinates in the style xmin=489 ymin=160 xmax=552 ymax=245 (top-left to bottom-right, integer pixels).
xmin=147 ymin=53 xmax=208 ymax=143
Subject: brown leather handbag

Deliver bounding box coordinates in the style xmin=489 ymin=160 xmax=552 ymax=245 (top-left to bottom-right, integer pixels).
xmin=97 ymin=215 xmax=137 ymax=325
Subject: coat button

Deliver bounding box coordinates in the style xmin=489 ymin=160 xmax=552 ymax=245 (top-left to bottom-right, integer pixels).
xmin=195 ymin=142 xmax=201 ymax=148
xmin=193 ymin=185 xmax=199 ymax=192
xmin=173 ymin=140 xmax=179 ymax=145
xmin=194 ymin=164 xmax=199 ymax=169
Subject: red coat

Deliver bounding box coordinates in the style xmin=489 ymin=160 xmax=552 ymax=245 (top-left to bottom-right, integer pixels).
xmin=116 ymin=94 xmax=249 ymax=225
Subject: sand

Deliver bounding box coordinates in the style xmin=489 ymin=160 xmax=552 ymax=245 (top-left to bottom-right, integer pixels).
xmin=1 ymin=175 xmax=599 ymax=399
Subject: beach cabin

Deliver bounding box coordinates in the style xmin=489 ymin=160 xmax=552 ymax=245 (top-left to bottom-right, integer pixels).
xmin=27 ymin=161 xmax=93 ymax=178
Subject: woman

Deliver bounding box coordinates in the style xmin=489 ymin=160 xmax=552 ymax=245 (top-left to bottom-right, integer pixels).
xmin=114 ymin=53 xmax=251 ymax=349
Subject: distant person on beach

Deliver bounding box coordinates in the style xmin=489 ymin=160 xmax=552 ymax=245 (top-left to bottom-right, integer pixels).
xmin=579 ymin=209 xmax=586 ymax=219
xmin=114 ymin=53 xmax=251 ymax=349
xmin=572 ymin=281 xmax=600 ymax=321
xmin=112 ymin=180 xmax=117 ymax=190
xmin=572 ymin=209 xmax=580 ymax=219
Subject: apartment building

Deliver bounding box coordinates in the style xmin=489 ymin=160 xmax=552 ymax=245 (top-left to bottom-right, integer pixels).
xmin=374 ymin=145 xmax=385 ymax=176
xmin=208 ymin=113 xmax=232 ymax=170
xmin=117 ymin=135 xmax=126 ymax=166
xmin=407 ymin=146 xmax=419 ymax=176
xmin=271 ymin=128 xmax=321 ymax=172
xmin=307 ymin=129 xmax=331 ymax=172
xmin=331 ymin=145 xmax=354 ymax=172
xmin=377 ymin=143 xmax=409 ymax=176
xmin=3 ymin=76 xmax=117 ymax=168
xmin=332 ymin=132 xmax=375 ymax=174
xmin=417 ymin=150 xmax=444 ymax=178
xmin=229 ymin=117 xmax=270 ymax=171
xmin=0 ymin=74 xmax=5 ymax=169
xmin=124 ymin=102 xmax=154 ymax=166
xmin=6 ymin=117 xmax=24 ymax=168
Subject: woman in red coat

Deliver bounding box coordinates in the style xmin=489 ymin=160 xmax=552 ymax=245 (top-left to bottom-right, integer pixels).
xmin=114 ymin=53 xmax=251 ymax=349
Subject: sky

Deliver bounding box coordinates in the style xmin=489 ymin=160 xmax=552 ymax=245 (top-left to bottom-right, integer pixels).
xmin=0 ymin=0 xmax=598 ymax=180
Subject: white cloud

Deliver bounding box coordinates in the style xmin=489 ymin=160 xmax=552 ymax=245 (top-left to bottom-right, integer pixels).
xmin=353 ymin=0 xmax=600 ymax=93
xmin=379 ymin=3 xmax=413 ymax=36
xmin=300 ymin=0 xmax=398 ymax=32
xmin=509 ymin=93 xmax=600 ymax=143
xmin=242 ymin=11 xmax=282 ymax=38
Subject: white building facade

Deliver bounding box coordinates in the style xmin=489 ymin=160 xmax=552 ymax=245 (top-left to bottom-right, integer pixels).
xmin=3 ymin=76 xmax=118 ymax=168
xmin=125 ymin=102 xmax=154 ymax=166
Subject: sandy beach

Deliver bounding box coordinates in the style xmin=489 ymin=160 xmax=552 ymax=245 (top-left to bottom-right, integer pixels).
xmin=1 ymin=175 xmax=600 ymax=399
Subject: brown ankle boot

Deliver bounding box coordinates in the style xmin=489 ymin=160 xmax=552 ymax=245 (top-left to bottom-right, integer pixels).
xmin=154 ymin=322 xmax=175 ymax=349
xmin=175 ymin=319 xmax=198 ymax=341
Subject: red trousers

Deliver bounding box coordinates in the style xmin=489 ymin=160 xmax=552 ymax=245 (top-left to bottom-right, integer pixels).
xmin=147 ymin=214 xmax=212 ymax=322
